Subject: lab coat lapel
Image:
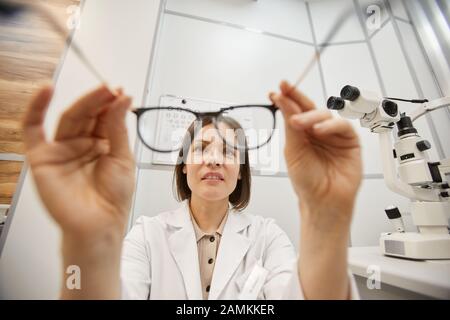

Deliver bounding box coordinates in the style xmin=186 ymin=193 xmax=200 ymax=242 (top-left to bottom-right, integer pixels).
xmin=167 ymin=201 xmax=203 ymax=300
xmin=208 ymin=212 xmax=251 ymax=300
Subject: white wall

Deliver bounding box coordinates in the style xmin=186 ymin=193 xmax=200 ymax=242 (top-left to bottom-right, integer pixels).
xmin=132 ymin=0 xmax=448 ymax=249
xmin=0 ymin=0 xmax=448 ymax=299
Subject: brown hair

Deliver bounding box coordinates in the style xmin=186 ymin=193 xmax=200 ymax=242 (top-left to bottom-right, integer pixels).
xmin=173 ymin=117 xmax=251 ymax=211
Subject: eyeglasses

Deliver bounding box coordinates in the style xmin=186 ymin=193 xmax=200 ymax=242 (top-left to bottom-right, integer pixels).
xmin=4 ymin=1 xmax=365 ymax=152
xmin=132 ymin=104 xmax=277 ymax=152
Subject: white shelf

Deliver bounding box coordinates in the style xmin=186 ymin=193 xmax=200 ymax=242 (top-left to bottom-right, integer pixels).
xmin=349 ymin=246 xmax=450 ymax=299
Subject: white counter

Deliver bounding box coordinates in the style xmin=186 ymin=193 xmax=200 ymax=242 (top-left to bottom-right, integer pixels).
xmin=349 ymin=246 xmax=450 ymax=299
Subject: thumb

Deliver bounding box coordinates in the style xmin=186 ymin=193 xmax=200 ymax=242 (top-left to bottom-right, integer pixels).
xmin=103 ymin=95 xmax=133 ymax=159
xmin=269 ymin=89 xmax=306 ymax=137
xmin=269 ymin=91 xmax=300 ymax=120
xmin=269 ymin=81 xmax=304 ymax=124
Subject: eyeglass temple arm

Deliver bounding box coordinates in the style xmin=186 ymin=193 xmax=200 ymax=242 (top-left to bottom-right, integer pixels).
xmin=290 ymin=1 xmax=383 ymax=93
xmin=11 ymin=1 xmax=115 ymax=94
xmin=8 ymin=1 xmax=382 ymax=104
xmin=291 ymin=7 xmax=352 ymax=91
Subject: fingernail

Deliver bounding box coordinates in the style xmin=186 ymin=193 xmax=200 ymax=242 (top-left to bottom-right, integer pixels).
xmin=124 ymin=96 xmax=133 ymax=108
xmin=112 ymin=95 xmax=126 ymax=107
xmin=313 ymin=123 xmax=324 ymax=130
xmin=42 ymin=84 xmax=54 ymax=96
xmin=100 ymin=86 xmax=117 ymax=100
xmin=121 ymin=95 xmax=131 ymax=104
xmin=114 ymin=87 xmax=123 ymax=95
xmin=128 ymin=97 xmax=134 ymax=109
xmin=282 ymin=80 xmax=293 ymax=90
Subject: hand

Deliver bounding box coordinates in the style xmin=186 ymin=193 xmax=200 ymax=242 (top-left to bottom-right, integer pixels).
xmin=270 ymin=81 xmax=362 ymax=225
xmin=270 ymin=81 xmax=362 ymax=299
xmin=23 ymin=85 xmax=136 ymax=241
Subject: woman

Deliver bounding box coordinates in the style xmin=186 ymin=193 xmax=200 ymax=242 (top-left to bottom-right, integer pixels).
xmin=23 ymin=81 xmax=362 ymax=299
xmin=121 ymin=116 xmax=297 ymax=300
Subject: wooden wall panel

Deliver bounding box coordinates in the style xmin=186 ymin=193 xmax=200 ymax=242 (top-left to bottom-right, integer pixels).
xmin=0 ymin=0 xmax=79 ymax=205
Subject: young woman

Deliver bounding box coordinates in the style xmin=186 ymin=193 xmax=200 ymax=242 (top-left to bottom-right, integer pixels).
xmin=121 ymin=116 xmax=300 ymax=300
xmin=23 ymin=80 xmax=362 ymax=299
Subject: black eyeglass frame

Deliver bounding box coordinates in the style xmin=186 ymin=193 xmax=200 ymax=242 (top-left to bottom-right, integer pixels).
xmin=132 ymin=104 xmax=278 ymax=153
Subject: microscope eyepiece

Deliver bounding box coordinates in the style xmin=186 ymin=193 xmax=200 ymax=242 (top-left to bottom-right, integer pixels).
xmin=340 ymin=85 xmax=360 ymax=101
xmin=327 ymin=96 xmax=345 ymax=110
xmin=382 ymin=99 xmax=398 ymax=117
xmin=396 ymin=113 xmax=417 ymax=137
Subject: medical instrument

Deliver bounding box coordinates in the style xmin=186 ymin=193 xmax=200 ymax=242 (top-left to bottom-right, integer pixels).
xmin=328 ymin=85 xmax=450 ymax=260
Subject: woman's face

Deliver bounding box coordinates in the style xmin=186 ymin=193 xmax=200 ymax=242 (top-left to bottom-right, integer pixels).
xmin=183 ymin=123 xmax=241 ymax=202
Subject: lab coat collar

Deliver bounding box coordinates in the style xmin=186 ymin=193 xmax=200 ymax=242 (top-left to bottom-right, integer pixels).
xmin=208 ymin=211 xmax=251 ymax=300
xmin=190 ymin=209 xmax=228 ymax=242
xmin=166 ymin=199 xmax=251 ymax=233
xmin=166 ymin=200 xmax=252 ymax=300
xmin=167 ymin=201 xmax=202 ymax=300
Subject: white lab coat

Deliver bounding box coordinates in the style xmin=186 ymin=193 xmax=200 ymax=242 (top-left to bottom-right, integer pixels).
xmin=120 ymin=200 xmax=359 ymax=300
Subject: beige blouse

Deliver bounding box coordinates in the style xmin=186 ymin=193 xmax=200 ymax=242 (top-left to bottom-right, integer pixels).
xmin=190 ymin=209 xmax=229 ymax=300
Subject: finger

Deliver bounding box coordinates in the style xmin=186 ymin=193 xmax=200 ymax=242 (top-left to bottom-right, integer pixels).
xmin=54 ymin=85 xmax=116 ymax=141
xmin=93 ymin=88 xmax=125 ymax=139
xmin=290 ymin=109 xmax=333 ymax=130
xmin=312 ymin=117 xmax=358 ymax=139
xmin=115 ymin=87 xmax=124 ymax=96
xmin=269 ymin=91 xmax=302 ymax=119
xmin=103 ymin=95 xmax=133 ymax=159
xmin=28 ymin=137 xmax=110 ymax=169
xmin=280 ymin=80 xmax=315 ymax=111
xmin=23 ymin=85 xmax=54 ymax=150
xmin=92 ymin=109 xmax=109 ymax=140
